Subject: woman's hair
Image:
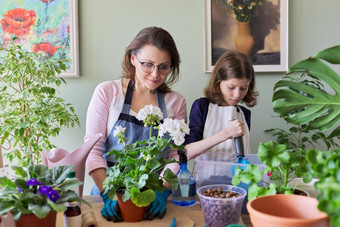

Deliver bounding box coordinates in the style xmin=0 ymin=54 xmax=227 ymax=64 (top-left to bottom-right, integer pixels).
xmin=122 ymin=26 xmax=180 ymax=93
xmin=204 ymin=50 xmax=258 ymax=107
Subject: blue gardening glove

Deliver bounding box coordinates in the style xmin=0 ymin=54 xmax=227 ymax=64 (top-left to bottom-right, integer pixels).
xmin=144 ymin=187 xmax=170 ymax=220
xmin=100 ymin=191 xmax=122 ymax=222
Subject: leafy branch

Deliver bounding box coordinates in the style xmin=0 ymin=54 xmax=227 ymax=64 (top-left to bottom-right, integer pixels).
xmin=0 ymin=38 xmax=80 ymax=166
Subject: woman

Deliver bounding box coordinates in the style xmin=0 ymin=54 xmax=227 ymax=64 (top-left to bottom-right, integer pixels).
xmin=84 ymin=27 xmax=187 ymax=222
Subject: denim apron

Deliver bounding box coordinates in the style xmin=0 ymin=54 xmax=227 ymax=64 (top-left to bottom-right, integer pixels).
xmin=90 ymin=80 xmax=168 ymax=195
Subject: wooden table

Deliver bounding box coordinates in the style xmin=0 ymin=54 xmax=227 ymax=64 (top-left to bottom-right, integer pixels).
xmin=0 ymin=195 xmax=250 ymax=226
xmin=56 ymin=195 xmax=248 ymax=227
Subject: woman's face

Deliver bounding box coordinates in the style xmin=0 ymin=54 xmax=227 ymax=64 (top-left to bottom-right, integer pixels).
xmin=219 ymin=78 xmax=250 ymax=106
xmin=131 ymin=44 xmax=171 ymax=91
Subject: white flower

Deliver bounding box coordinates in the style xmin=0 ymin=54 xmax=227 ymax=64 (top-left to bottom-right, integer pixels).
xmin=136 ymin=105 xmax=163 ymax=121
xmin=159 ymin=118 xmax=173 ymax=137
xmin=172 ymin=132 xmax=185 ymax=146
xmin=177 ymin=119 xmax=190 ymax=135
xmin=158 ymin=118 xmax=190 ymax=145
xmin=113 ymin=126 xmax=126 ymax=137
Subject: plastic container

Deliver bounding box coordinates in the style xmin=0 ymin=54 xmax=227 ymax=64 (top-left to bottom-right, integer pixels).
xmin=197 ymin=184 xmax=246 ymax=227
xmin=195 ymin=153 xmax=268 ymax=214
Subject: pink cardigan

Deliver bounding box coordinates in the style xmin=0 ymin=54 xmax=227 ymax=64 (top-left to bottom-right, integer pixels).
xmin=85 ymin=79 xmax=187 ymax=174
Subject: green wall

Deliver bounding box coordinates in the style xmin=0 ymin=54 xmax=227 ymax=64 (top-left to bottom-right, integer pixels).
xmin=51 ymin=0 xmax=340 ymax=194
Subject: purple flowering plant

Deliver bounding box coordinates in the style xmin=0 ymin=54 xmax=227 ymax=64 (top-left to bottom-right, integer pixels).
xmin=0 ymin=164 xmax=90 ymax=220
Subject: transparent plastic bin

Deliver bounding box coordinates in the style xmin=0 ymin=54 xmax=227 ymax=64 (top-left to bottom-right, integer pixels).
xmin=195 ymin=152 xmax=268 ymax=213
xmin=197 ymin=184 xmax=246 ymax=227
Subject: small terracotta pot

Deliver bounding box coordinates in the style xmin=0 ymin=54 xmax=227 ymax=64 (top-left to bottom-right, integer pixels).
xmin=14 ymin=211 xmax=57 ymax=227
xmin=116 ymin=193 xmax=146 ymax=222
xmin=247 ymin=194 xmax=330 ymax=227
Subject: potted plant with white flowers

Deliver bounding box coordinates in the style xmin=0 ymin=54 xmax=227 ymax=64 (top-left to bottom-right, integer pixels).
xmin=102 ymin=105 xmax=189 ymax=222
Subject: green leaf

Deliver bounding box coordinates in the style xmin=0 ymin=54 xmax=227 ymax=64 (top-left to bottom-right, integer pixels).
xmin=47 ymin=200 xmax=66 ymax=212
xmin=138 ymin=174 xmax=148 ymax=189
xmin=0 ymin=200 xmax=16 ymax=215
xmin=12 ymin=211 xmax=22 ymax=221
xmin=122 ymin=189 xmax=131 ymax=202
xmin=232 ymin=165 xmax=262 ymax=185
xmin=130 ymin=187 xmax=156 ymax=207
xmin=28 ymin=204 xmax=51 ymax=219
xmin=314 ymin=45 xmax=340 ymax=64
xmin=11 ymin=166 xmax=27 ymax=178
xmin=162 ymin=168 xmax=178 ymax=190
xmin=0 ymin=177 xmax=16 ymax=188
xmin=258 ymin=141 xmax=289 ymax=167
xmin=148 ymin=158 xmax=161 ymax=170
xmin=247 ymin=183 xmax=260 ymax=201
xmin=14 ymin=178 xmax=28 ymax=189
xmin=51 ymin=165 xmax=73 ymax=185
xmin=273 ymin=47 xmax=340 ymax=138
xmin=58 ymin=178 xmax=83 ymax=191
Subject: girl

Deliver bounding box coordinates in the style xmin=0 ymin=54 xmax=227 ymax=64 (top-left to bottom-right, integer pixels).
xmin=185 ymin=50 xmax=258 ymax=160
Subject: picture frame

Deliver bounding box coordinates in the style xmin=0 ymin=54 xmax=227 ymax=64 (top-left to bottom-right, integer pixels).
xmin=0 ymin=0 xmax=79 ymax=77
xmin=205 ymin=0 xmax=288 ymax=73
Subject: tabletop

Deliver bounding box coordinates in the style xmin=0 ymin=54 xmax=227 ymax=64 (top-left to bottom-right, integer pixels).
xmin=56 ymin=195 xmax=247 ymax=227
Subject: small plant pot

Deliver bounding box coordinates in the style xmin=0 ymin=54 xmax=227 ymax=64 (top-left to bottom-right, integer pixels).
xmin=197 ymin=184 xmax=246 ymax=227
xmin=116 ymin=193 xmax=146 ymax=222
xmin=14 ymin=211 xmax=57 ymax=227
xmin=288 ymin=177 xmax=318 ymax=197
xmin=247 ymin=194 xmax=330 ymax=227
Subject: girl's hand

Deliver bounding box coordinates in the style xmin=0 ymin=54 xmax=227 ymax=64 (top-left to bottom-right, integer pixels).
xmin=219 ymin=119 xmax=245 ymax=141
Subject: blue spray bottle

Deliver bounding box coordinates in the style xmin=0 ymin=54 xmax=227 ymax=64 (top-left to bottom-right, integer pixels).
xmin=172 ymin=149 xmax=196 ymax=207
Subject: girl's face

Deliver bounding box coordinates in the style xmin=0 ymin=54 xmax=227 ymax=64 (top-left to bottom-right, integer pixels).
xmin=219 ymin=78 xmax=250 ymax=106
xmin=131 ymin=44 xmax=171 ymax=91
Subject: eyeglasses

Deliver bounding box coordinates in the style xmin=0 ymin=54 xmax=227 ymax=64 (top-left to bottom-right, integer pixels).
xmin=135 ymin=55 xmax=172 ymax=75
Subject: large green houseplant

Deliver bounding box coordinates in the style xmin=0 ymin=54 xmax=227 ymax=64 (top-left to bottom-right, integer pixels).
xmin=233 ymin=45 xmax=340 ymax=226
xmin=103 ymin=105 xmax=189 ymax=208
xmin=0 ymin=38 xmax=80 ymax=166
xmin=271 ymin=45 xmax=340 ymax=227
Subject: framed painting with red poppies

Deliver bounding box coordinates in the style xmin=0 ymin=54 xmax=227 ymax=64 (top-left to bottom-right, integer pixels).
xmin=0 ymin=0 xmax=79 ymax=77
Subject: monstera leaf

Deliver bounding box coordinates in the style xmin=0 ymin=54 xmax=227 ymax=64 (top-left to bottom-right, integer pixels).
xmin=273 ymin=45 xmax=340 ymax=138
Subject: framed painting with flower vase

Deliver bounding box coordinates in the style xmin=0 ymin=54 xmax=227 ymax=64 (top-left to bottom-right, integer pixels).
xmin=205 ymin=0 xmax=288 ymax=72
xmin=0 ymin=0 xmax=79 ymax=77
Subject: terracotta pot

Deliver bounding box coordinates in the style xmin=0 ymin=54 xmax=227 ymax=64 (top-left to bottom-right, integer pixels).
xmin=247 ymin=194 xmax=330 ymax=227
xmin=14 ymin=211 xmax=57 ymax=227
xmin=116 ymin=193 xmax=146 ymax=222
xmin=234 ymin=22 xmax=255 ymax=56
